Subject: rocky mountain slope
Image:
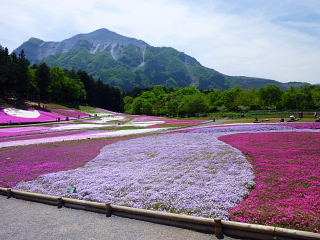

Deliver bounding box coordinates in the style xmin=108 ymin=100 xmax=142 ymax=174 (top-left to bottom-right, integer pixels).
xmin=14 ymin=28 xmax=306 ymax=91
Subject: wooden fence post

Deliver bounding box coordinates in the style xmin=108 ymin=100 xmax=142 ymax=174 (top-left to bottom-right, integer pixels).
xmin=214 ymin=218 xmax=223 ymax=239
xmin=105 ymin=203 xmax=112 ymax=217
xmin=57 ymin=197 xmax=63 ymax=208
xmin=7 ymin=188 xmax=12 ymax=199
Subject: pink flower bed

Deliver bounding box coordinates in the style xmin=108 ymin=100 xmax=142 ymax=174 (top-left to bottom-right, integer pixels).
xmin=0 ymin=108 xmax=65 ymax=124
xmin=0 ymin=130 xmax=85 ymax=143
xmin=0 ymin=125 xmax=104 ymax=138
xmin=219 ymin=132 xmax=320 ymax=233
xmin=0 ymin=126 xmax=51 ymax=138
xmin=51 ymin=109 xmax=91 ymax=119
xmin=0 ymin=136 xmax=139 ymax=187
xmin=279 ymin=122 xmax=320 ymax=129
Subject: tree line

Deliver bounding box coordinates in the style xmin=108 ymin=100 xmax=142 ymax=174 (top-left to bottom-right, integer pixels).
xmin=2 ymin=43 xmax=319 ymax=116
xmin=124 ymin=85 xmax=320 ymax=117
xmin=0 ymin=45 xmax=123 ymax=111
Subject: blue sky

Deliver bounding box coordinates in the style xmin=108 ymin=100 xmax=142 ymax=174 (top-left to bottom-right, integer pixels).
xmin=1 ymin=0 xmax=319 ymax=84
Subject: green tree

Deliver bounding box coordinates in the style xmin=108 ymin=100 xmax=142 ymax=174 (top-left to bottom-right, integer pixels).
xmin=77 ymin=70 xmax=96 ymax=106
xmin=123 ymin=96 xmax=134 ymax=113
xmin=0 ymin=46 xmax=9 ymax=96
xmin=311 ymin=86 xmax=320 ymax=108
xmin=131 ymin=97 xmax=153 ymax=115
xmin=205 ymin=90 xmax=223 ymax=112
xmin=219 ymin=87 xmax=241 ymax=111
xmin=281 ymin=87 xmax=309 ymax=110
xmin=177 ymin=94 xmax=206 ymax=116
xmin=258 ymin=85 xmax=282 ymax=109
xmin=234 ymin=89 xmax=260 ymax=110
xmin=28 ymin=68 xmax=40 ymax=99
xmin=36 ymin=63 xmax=51 ymax=101
xmin=49 ymin=67 xmax=86 ymax=103
xmin=16 ymin=50 xmax=30 ymax=98
xmin=6 ymin=52 xmax=19 ymax=97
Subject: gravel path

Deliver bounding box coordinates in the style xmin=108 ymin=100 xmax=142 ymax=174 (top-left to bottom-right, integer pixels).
xmin=0 ymin=196 xmax=247 ymax=240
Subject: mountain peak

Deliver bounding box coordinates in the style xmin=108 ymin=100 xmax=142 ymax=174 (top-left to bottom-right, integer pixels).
xmin=74 ymin=28 xmax=119 ymax=39
xmin=93 ymin=28 xmax=110 ymax=32
xmin=14 ymin=28 xmax=148 ymax=63
xmin=71 ymin=28 xmax=148 ymax=48
xmin=91 ymin=28 xmax=113 ymax=34
xmin=27 ymin=37 xmax=44 ymax=44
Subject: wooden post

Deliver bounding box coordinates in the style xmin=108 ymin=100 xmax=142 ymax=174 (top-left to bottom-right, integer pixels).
xmin=7 ymin=188 xmax=12 ymax=199
xmin=57 ymin=197 xmax=63 ymax=208
xmin=105 ymin=203 xmax=112 ymax=217
xmin=214 ymin=218 xmax=223 ymax=239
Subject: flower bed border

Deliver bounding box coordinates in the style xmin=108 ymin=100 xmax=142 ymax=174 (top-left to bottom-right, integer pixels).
xmin=1 ymin=188 xmax=319 ymax=240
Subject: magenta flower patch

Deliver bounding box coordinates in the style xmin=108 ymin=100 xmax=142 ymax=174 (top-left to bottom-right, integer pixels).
xmin=0 ymin=130 xmax=85 ymax=143
xmin=0 ymin=136 xmax=138 ymax=188
xmin=0 ymin=126 xmax=50 ymax=138
xmin=219 ymin=132 xmax=320 ymax=233
xmin=279 ymin=122 xmax=320 ymax=129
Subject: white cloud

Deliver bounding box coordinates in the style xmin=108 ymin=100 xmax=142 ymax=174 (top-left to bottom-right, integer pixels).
xmin=1 ymin=0 xmax=320 ymax=84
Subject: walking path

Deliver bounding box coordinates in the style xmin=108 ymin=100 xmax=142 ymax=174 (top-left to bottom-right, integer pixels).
xmin=0 ymin=196 xmax=248 ymax=240
xmin=0 ymin=127 xmax=168 ymax=148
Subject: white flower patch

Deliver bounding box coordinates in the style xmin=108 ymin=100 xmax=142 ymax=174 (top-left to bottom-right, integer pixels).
xmin=4 ymin=108 xmax=40 ymax=118
xmin=124 ymin=121 xmax=165 ymax=127
xmin=95 ymin=113 xmax=115 ymax=117
xmin=89 ymin=115 xmax=126 ymax=123
xmin=0 ymin=128 xmax=168 ymax=148
xmin=51 ymin=124 xmax=106 ymax=130
xmin=92 ymin=128 xmax=166 ymax=136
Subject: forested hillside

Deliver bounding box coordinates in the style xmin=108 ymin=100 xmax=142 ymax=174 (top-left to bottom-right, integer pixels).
xmin=0 ymin=45 xmax=123 ymax=111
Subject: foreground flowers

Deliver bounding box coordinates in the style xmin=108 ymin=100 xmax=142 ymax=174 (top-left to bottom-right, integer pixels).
xmin=0 ymin=137 xmax=139 ymax=187
xmin=219 ymin=132 xmax=320 ymax=233
xmin=15 ymin=133 xmax=254 ymax=219
xmin=3 ymin=119 xmax=319 ymax=232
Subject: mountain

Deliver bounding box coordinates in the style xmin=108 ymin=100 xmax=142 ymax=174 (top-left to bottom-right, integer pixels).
xmin=14 ymin=28 xmax=307 ymax=91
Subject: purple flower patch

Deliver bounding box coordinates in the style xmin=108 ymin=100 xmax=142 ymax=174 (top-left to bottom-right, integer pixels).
xmin=15 ymin=133 xmax=254 ymax=219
